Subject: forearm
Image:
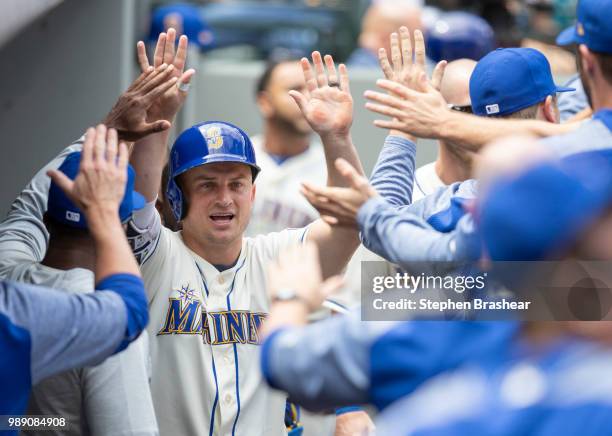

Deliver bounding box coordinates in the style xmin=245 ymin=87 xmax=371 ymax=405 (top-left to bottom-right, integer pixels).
xmin=130 ymin=130 xmax=170 ymax=201
xmin=320 ymin=132 xmax=365 ymax=185
xmin=88 ymin=208 xmax=141 ymax=280
xmin=439 ymin=112 xmax=578 ymax=151
xmin=370 ymin=135 xmax=416 ymax=206
xmin=261 ymin=301 xmax=309 ymax=338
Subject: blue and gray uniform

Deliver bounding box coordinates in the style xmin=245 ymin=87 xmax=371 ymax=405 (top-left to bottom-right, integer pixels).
xmin=0 ymin=274 xmax=148 ymax=428
xmin=557 ymin=74 xmax=589 ymax=122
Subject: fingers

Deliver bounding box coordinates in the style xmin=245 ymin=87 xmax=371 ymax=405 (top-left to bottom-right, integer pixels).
xmin=320 ymin=275 xmax=345 ymax=298
xmin=129 ymin=66 xmax=155 ymax=93
xmin=136 ymin=40 xmax=150 ymax=73
xmin=174 ymin=34 xmax=188 ymax=72
xmin=414 ymin=30 xmax=426 ymax=71
xmin=139 ymin=63 xmax=173 ymax=95
xmin=324 ymin=54 xmax=338 ymax=85
xmin=334 ymin=158 xmax=368 ymax=191
xmin=81 ymin=127 xmax=95 ymax=167
xmin=143 ymin=75 xmax=178 ymax=102
xmin=177 ymin=68 xmax=196 ymax=94
xmin=390 ymin=32 xmax=402 ymax=76
xmin=140 ymin=120 xmax=172 ymax=136
xmin=375 ymin=79 xmax=416 ymax=100
xmin=373 ymin=119 xmax=404 ymax=130
xmin=117 ymin=141 xmax=129 ymax=173
xmin=300 ymin=57 xmax=318 ymax=93
xmin=105 ymin=127 xmax=118 ymax=163
xmin=47 ymin=169 xmax=74 ymax=197
xmin=164 ymin=28 xmax=177 ymax=65
xmin=339 ymin=64 xmax=350 ymax=94
xmin=399 ymin=26 xmax=413 ymax=69
xmin=312 ymin=51 xmax=327 ymax=87
xmin=365 ymin=102 xmax=407 ymax=119
xmin=378 ymin=48 xmax=394 ymax=80
xmin=364 ymin=89 xmax=406 ymax=109
xmin=94 ymin=124 xmax=107 ymax=166
xmin=153 ymin=32 xmax=166 ymax=67
xmin=431 ymin=60 xmax=447 ymax=91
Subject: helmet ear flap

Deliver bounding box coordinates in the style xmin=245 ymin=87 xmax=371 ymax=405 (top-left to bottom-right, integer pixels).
xmin=167 ymin=176 xmax=184 ymax=222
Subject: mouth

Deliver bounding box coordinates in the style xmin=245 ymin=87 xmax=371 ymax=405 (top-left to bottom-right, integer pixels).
xmin=209 ymin=213 xmax=235 ymax=226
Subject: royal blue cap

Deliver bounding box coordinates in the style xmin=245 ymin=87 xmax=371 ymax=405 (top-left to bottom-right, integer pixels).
xmin=479 ymin=149 xmax=612 ymax=261
xmin=47 ymin=152 xmax=146 ymax=229
xmin=148 ymin=3 xmax=214 ymax=50
xmin=469 ymin=48 xmax=575 ymax=117
xmin=556 ymin=0 xmax=612 ymax=54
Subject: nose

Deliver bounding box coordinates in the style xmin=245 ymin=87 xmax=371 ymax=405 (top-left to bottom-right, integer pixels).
xmin=214 ymin=185 xmax=233 ymax=208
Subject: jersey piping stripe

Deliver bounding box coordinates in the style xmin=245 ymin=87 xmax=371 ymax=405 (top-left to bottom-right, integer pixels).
xmin=194 ymin=261 xmax=217 ymax=434
xmin=226 ymin=257 xmax=247 ymax=436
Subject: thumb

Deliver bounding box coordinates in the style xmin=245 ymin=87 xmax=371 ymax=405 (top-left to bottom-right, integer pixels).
xmin=177 ymin=68 xmax=196 ymax=94
xmin=320 ymin=275 xmax=345 ymax=298
xmin=141 ymin=120 xmax=172 ymax=136
xmin=288 ymin=90 xmax=308 ymax=113
xmin=431 ymin=60 xmax=447 ymax=91
xmin=47 ymin=169 xmax=74 ymax=198
xmin=334 ymin=158 xmax=365 ymax=190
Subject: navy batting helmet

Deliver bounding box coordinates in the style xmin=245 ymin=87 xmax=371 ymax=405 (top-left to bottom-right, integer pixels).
xmin=167 ymin=121 xmax=261 ymax=221
xmin=425 ymin=12 xmax=495 ymax=63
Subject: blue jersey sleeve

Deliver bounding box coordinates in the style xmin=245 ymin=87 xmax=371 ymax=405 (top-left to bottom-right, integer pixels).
xmin=370 ymin=135 xmax=417 ymax=207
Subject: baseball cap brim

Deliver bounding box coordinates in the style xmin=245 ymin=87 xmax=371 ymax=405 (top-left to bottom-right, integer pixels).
xmin=556 ymin=26 xmax=578 ymax=46
xmin=555 ymin=85 xmax=576 ymax=93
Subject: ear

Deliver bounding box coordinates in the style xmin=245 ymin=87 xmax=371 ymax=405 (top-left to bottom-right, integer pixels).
xmin=579 ymin=44 xmax=595 ymax=74
xmin=251 ymin=183 xmax=256 ymax=202
xmin=541 ymin=95 xmax=558 ymax=124
xmin=256 ymin=91 xmax=274 ymax=118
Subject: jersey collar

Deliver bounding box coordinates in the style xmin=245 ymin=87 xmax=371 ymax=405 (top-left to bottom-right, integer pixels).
xmin=593 ymin=108 xmax=612 ymax=132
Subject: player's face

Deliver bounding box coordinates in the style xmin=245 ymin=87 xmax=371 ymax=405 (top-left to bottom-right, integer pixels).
xmin=181 ymin=162 xmax=255 ymax=247
xmin=265 ymin=62 xmax=312 ymax=135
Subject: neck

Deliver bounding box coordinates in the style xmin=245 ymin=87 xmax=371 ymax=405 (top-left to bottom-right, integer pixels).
xmin=41 ymin=238 xmax=96 ymax=271
xmin=593 ymin=90 xmax=612 ymax=113
xmin=435 ymin=141 xmax=472 ymax=185
xmin=262 ymin=120 xmax=310 ymax=157
xmin=182 ymin=229 xmax=243 ymax=267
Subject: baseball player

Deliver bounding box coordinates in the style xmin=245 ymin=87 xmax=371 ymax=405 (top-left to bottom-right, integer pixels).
xmin=247 ymin=58 xmax=326 ymax=237
xmin=261 ymin=147 xmax=612 ymax=436
xmin=127 ymin=29 xmax=362 ymax=435
xmin=0 ymin=127 xmax=149 ymax=426
xmin=0 ymin=125 xmax=157 ymax=436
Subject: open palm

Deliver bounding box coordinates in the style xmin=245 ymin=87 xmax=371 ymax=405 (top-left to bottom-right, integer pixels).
xmin=290 ymin=52 xmax=353 ymax=137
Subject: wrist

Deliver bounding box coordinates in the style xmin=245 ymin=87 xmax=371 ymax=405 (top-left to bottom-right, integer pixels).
xmin=86 ymin=206 xmax=123 ymax=235
xmin=319 ymin=130 xmax=351 ymax=144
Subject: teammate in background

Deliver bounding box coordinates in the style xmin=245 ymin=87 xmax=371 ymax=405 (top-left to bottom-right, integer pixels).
xmin=127 ymin=28 xmax=362 ymax=435
xmin=347 ymin=0 xmax=424 ymax=68
xmin=0 ymin=127 xmax=150 ymax=427
xmin=0 ymin=125 xmax=157 ymax=436
xmin=247 ymin=58 xmax=326 ymax=236
xmin=411 ymin=59 xmax=476 ymax=202
xmin=260 ymin=146 xmax=612 ymax=436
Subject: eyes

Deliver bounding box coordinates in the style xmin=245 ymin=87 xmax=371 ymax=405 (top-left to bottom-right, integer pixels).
xmin=195 ymin=181 xmax=245 ymax=191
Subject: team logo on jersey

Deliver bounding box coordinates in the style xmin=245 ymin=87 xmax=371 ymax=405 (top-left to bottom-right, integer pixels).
xmin=577 ymin=22 xmax=584 ymax=36
xmin=204 ymin=126 xmax=224 ymax=150
xmin=157 ymin=287 xmax=267 ymax=344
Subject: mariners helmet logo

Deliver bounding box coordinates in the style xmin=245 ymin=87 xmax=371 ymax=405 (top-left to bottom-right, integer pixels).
xmin=204 ymin=126 xmax=224 ymax=150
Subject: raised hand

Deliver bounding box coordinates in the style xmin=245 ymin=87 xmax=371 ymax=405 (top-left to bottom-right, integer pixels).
xmin=378 ymin=27 xmax=447 ymax=93
xmin=102 ymin=65 xmax=178 ymax=141
xmin=301 ymin=158 xmax=378 ymax=228
xmin=48 ymin=125 xmax=128 ymax=221
xmin=289 ymin=52 xmax=353 ymax=138
xmin=136 ymin=27 xmax=196 ymax=122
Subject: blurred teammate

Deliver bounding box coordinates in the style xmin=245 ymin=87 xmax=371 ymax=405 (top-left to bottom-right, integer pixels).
xmin=0 ymin=127 xmax=149 ymax=427
xmin=128 ymin=29 xmax=363 ymax=435
xmin=0 ymin=126 xmax=157 ymax=436
xmin=348 ymin=0 xmax=424 ymax=68
xmin=412 ymin=59 xmax=476 ymax=202
xmin=247 ymin=58 xmax=326 ymax=236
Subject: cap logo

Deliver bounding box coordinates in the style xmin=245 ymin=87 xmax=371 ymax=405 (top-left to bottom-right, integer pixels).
xmin=486 ymin=104 xmax=500 ymax=115
xmin=204 ymin=126 xmax=224 ymax=150
xmin=65 ymin=211 xmax=80 ymax=222
xmin=577 ymin=22 xmax=584 ymax=36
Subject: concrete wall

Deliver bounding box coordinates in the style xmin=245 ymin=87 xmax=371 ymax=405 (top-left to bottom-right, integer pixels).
xmin=0 ymin=0 xmax=139 ymax=217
